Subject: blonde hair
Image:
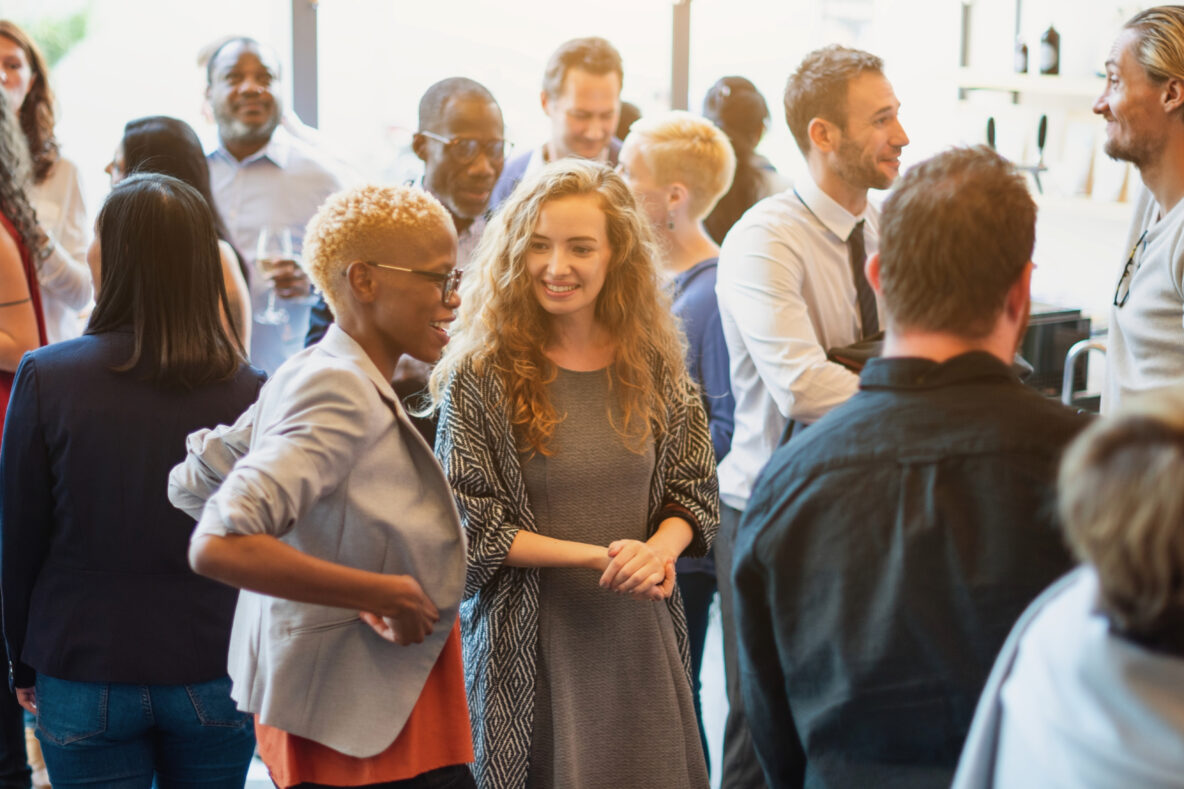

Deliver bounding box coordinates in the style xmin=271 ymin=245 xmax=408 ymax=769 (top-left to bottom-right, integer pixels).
xmin=1058 ymin=388 xmax=1184 ymax=635
xmin=430 ymin=159 xmax=691 ymax=455
xmin=1126 ymin=6 xmax=1184 ymax=86
xmin=625 ymin=110 xmax=736 ymax=221
xmin=304 ymin=184 xmax=454 ymax=319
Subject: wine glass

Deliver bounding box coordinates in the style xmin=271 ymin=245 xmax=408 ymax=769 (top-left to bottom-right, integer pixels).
xmin=255 ymin=225 xmax=294 ymax=326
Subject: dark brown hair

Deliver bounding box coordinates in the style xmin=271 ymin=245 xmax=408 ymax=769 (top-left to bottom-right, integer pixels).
xmin=0 ymin=21 xmax=59 ymax=184
xmin=86 ymin=173 xmax=243 ymax=388
xmin=878 ymin=146 xmax=1035 ymax=338
xmin=783 ymin=45 xmax=883 ymax=155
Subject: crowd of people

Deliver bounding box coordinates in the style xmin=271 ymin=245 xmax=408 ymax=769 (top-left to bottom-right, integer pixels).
xmin=0 ymin=7 xmax=1182 ymax=789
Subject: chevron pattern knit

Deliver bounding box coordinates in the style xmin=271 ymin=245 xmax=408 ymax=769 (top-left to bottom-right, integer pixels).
xmin=435 ymin=358 xmax=720 ymax=789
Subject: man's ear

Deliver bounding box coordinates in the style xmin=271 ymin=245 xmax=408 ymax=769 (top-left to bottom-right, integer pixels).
xmin=540 ymin=89 xmax=552 ymax=115
xmin=1164 ymin=77 xmax=1184 ymax=115
xmin=1005 ymin=261 xmax=1034 ymax=321
xmin=865 ymin=252 xmax=883 ymax=296
xmin=807 ymin=116 xmax=839 ymax=154
xmin=346 ymin=260 xmax=377 ymax=304
xmin=411 ymin=132 xmax=429 ymax=164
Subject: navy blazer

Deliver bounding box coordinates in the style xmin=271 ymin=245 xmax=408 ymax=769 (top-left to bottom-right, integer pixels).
xmin=0 ymin=330 xmax=264 ymax=688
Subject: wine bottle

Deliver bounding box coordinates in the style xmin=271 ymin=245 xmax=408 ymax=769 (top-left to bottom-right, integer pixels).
xmin=1040 ymin=24 xmax=1060 ymax=75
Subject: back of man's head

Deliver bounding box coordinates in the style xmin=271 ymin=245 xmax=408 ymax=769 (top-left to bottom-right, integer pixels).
xmin=783 ymin=45 xmax=882 ymax=155
xmin=1124 ymin=5 xmax=1184 ymax=85
xmin=878 ymin=146 xmax=1035 ymax=339
xmin=418 ymin=77 xmax=497 ymax=132
xmin=542 ymin=37 xmax=624 ymax=100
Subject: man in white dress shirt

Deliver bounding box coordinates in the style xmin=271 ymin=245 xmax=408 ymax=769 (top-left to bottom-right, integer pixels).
xmin=714 ymin=44 xmax=909 ymax=789
xmin=1093 ymin=6 xmax=1184 ymax=411
xmin=206 ymin=36 xmax=343 ymax=374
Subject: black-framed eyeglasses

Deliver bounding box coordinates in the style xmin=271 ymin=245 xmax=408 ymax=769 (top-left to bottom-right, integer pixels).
xmin=365 ymin=262 xmax=463 ymax=303
xmin=419 ymin=131 xmax=507 ymax=164
xmin=1114 ymin=229 xmax=1149 ymax=308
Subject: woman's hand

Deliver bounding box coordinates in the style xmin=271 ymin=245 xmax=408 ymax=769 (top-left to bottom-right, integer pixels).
xmin=359 ymin=575 xmax=440 ymax=645
xmin=600 ymin=539 xmax=671 ymax=598
xmin=15 ymin=687 xmax=36 ymax=715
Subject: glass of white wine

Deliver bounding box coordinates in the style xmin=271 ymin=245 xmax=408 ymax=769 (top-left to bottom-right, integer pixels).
xmin=255 ymin=225 xmax=294 ymax=326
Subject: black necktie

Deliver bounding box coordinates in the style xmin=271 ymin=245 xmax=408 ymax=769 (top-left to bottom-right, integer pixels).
xmin=848 ymin=220 xmax=878 ymax=339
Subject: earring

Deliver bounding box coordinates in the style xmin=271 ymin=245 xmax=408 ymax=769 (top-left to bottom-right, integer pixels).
xmin=666 ymin=210 xmax=675 ymax=230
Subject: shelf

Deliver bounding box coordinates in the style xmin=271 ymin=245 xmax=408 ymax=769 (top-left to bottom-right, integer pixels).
xmin=957 ymin=69 xmax=1105 ymax=99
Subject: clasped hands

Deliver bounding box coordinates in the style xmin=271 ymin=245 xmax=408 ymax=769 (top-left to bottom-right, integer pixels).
xmin=598 ymin=539 xmax=676 ymax=601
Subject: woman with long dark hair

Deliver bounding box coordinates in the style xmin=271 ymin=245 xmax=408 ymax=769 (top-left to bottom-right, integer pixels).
xmin=0 ymin=19 xmax=93 ymax=343
xmin=701 ymin=76 xmax=786 ymax=245
xmin=0 ymin=173 xmax=264 ymax=787
xmin=431 ymin=159 xmax=717 ymax=788
xmin=108 ymin=115 xmax=252 ymax=350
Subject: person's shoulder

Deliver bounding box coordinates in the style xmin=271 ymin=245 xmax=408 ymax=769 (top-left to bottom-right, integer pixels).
xmin=721 ymin=188 xmax=807 ymax=244
xmin=499 ymin=149 xmax=533 ymax=181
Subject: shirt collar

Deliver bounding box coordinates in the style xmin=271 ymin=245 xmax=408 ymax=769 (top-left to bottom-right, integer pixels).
xmin=860 ymin=351 xmax=1019 ymax=391
xmin=317 ymin=323 xmax=399 ymax=406
xmin=795 ymin=172 xmax=867 ymax=243
xmin=214 ymin=125 xmax=293 ymax=170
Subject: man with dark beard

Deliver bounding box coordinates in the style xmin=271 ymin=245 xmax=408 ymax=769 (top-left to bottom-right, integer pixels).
xmin=1093 ymin=6 xmax=1184 ymax=411
xmin=733 ymin=146 xmax=1087 ymax=788
xmin=713 ymin=45 xmax=908 ymax=789
xmin=206 ymin=36 xmax=343 ymax=374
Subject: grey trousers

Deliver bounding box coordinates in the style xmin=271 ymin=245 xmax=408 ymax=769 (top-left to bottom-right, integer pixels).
xmin=716 ymin=502 xmax=768 ymax=789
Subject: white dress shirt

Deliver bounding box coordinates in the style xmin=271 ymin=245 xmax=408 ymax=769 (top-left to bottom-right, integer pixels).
xmin=31 ymin=157 xmax=93 ymax=344
xmin=716 ymin=175 xmax=881 ymax=510
xmin=208 ymin=126 xmax=343 ymax=374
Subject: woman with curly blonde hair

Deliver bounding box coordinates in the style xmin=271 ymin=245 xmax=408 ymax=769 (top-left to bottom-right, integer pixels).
xmin=431 ymin=159 xmax=717 ymax=789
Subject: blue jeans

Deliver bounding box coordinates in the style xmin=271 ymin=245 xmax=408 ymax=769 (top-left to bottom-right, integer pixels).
xmin=34 ymin=674 xmax=255 ymax=789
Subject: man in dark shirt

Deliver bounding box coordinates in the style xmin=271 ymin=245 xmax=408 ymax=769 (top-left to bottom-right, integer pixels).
xmin=732 ymin=146 xmax=1090 ymax=788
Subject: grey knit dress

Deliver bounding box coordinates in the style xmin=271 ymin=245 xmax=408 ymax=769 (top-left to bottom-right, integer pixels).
xmin=522 ymin=368 xmax=709 ymax=789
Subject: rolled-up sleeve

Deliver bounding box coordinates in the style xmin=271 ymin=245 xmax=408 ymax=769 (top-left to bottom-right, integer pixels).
xmin=169 ymin=402 xmax=258 ymax=521
xmin=192 ymin=368 xmax=383 ymax=543
xmin=718 ymin=219 xmax=859 ymax=425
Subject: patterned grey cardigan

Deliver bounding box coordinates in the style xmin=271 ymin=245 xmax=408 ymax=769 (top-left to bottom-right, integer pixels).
xmin=435 ymin=358 xmax=720 ymax=789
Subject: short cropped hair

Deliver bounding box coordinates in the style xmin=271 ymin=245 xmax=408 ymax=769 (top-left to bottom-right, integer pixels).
xmin=783 ymin=45 xmax=883 ymax=155
xmin=625 ymin=111 xmax=736 ymax=220
xmin=304 ymin=184 xmax=454 ymax=319
xmin=542 ymin=37 xmax=623 ymax=100
xmin=204 ymin=36 xmax=272 ymax=84
xmin=418 ymin=77 xmax=497 ymax=132
xmin=877 ymin=146 xmax=1035 ymax=338
xmin=1058 ymin=388 xmax=1184 ymax=636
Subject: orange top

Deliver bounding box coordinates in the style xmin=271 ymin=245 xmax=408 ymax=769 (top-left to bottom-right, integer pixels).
xmin=256 ymin=621 xmax=473 ymax=788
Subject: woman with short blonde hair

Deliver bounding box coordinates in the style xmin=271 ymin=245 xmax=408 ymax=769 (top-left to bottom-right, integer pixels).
xmin=619 ymin=111 xmax=737 ymax=765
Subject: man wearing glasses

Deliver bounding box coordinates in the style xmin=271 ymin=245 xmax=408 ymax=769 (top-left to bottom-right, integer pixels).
xmin=1095 ymin=6 xmax=1184 ymax=411
xmin=307 ymin=78 xmax=503 ymax=441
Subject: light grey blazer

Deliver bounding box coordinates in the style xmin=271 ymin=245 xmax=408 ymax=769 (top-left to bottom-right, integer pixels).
xmin=169 ymin=325 xmax=467 ymax=758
